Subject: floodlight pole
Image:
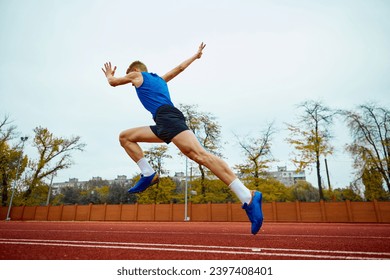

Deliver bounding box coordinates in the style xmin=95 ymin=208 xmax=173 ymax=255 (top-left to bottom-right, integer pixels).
xmin=184 ymin=157 xmax=189 ymax=221
xmin=46 ymin=172 xmax=55 ymax=206
xmin=324 ymin=158 xmax=332 ymax=191
xmin=6 ymin=136 xmax=28 ymax=221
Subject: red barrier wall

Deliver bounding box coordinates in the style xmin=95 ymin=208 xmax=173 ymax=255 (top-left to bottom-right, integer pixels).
xmin=1 ymin=201 xmax=390 ymax=223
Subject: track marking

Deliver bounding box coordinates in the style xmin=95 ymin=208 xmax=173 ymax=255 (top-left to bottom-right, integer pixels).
xmin=1 ymin=238 xmax=388 ymax=260
xmin=2 ymin=228 xmax=390 ymax=240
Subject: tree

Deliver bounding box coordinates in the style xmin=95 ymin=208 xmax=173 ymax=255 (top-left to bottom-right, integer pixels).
xmin=94 ymin=185 xmax=110 ymax=204
xmin=0 ymin=142 xmax=28 ymax=206
xmin=290 ymin=180 xmax=320 ymax=202
xmin=245 ymin=177 xmax=292 ymax=202
xmin=25 ymin=127 xmax=86 ymax=200
xmin=144 ymin=145 xmax=172 ymax=175
xmin=362 ymin=166 xmax=389 ymax=201
xmin=137 ymin=145 xmax=175 ymax=203
xmin=286 ymin=100 xmax=335 ymax=200
xmin=0 ymin=116 xmax=28 ymax=206
xmin=0 ymin=116 xmax=17 ymax=147
xmin=190 ymin=178 xmax=237 ymax=203
xmin=136 ymin=176 xmax=177 ymax=204
xmin=324 ymin=187 xmax=363 ymax=202
xmin=179 ymin=104 xmax=223 ymax=201
xmin=341 ymin=103 xmax=390 ymax=194
xmin=107 ymin=182 xmax=136 ymax=204
xmin=234 ymin=122 xmax=275 ymax=186
xmin=60 ymin=186 xmax=81 ymax=205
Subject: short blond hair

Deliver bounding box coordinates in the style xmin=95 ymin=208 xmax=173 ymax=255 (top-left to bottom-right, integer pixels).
xmin=126 ymin=61 xmax=148 ymax=74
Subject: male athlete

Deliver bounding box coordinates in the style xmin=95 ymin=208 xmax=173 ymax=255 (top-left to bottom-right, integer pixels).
xmin=102 ymin=43 xmax=263 ymax=234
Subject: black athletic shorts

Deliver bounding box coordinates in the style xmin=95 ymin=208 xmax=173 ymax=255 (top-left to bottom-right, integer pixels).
xmin=150 ymin=104 xmax=189 ymax=144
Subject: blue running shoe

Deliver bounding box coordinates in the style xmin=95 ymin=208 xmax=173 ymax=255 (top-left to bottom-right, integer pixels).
xmin=128 ymin=172 xmax=159 ymax=194
xmin=242 ymin=191 xmax=263 ymax=235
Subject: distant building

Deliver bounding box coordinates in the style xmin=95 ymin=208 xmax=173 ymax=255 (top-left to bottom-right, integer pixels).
xmin=107 ymin=175 xmax=132 ymax=185
xmin=91 ymin=176 xmax=102 ymax=181
xmin=52 ymin=178 xmax=81 ymax=195
xmin=268 ymin=166 xmax=306 ymax=186
xmin=52 ymin=175 xmax=132 ymax=194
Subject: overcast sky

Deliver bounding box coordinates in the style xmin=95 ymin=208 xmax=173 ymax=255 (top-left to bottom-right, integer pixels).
xmin=1 ymin=0 xmax=389 ymax=189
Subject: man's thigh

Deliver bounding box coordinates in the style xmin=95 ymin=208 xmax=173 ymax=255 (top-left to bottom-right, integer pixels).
xmin=120 ymin=126 xmax=164 ymax=143
xmin=171 ymin=130 xmax=205 ymax=155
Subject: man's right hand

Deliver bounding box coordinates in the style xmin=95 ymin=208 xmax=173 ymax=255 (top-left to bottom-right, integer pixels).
xmin=102 ymin=62 xmax=117 ymax=78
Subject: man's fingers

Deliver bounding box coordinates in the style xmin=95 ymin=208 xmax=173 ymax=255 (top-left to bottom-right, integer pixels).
xmin=102 ymin=62 xmax=116 ymax=76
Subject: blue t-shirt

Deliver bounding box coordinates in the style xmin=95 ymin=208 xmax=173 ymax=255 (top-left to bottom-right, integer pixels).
xmin=135 ymin=72 xmax=174 ymax=118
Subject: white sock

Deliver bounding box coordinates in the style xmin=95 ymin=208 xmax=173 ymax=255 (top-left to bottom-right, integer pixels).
xmin=229 ymin=178 xmax=252 ymax=204
xmin=136 ymin=158 xmax=155 ymax=177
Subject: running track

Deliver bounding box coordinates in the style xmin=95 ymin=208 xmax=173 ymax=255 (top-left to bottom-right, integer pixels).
xmin=0 ymin=221 xmax=389 ymax=260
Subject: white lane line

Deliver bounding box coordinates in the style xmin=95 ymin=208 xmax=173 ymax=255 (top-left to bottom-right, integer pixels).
xmin=0 ymin=238 xmax=388 ymax=260
xmin=2 ymin=228 xmax=390 ymax=240
xmin=0 ymin=240 xmax=382 ymax=260
xmin=2 ymin=238 xmax=390 ymax=257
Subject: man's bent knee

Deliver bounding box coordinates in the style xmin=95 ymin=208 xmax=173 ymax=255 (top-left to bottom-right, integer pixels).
xmin=119 ymin=131 xmax=132 ymax=147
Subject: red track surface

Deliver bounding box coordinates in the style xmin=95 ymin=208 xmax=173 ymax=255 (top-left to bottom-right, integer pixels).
xmin=1 ymin=221 xmax=389 ymax=260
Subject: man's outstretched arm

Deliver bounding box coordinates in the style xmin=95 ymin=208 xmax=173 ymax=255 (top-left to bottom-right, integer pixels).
xmin=162 ymin=42 xmax=206 ymax=83
xmin=102 ymin=62 xmax=141 ymax=87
